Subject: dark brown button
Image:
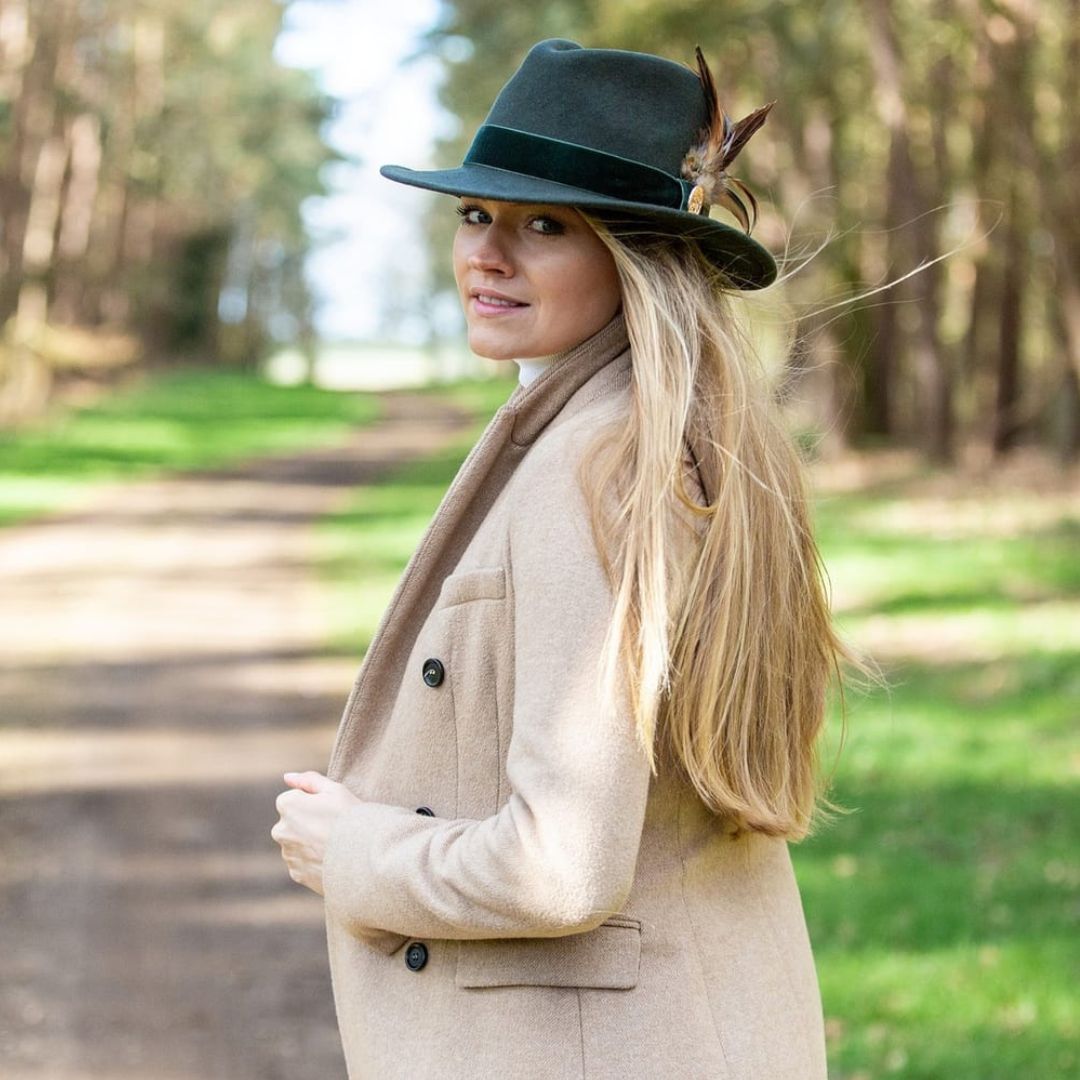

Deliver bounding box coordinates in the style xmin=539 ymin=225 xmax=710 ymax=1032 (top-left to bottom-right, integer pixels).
xmin=405 ymin=942 xmax=428 ymax=971
xmin=422 ymin=658 xmax=444 ymax=687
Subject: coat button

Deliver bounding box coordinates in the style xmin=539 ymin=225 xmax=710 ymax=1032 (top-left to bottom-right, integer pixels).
xmin=421 ymin=658 xmax=444 ymax=687
xmin=415 ymin=806 xmax=435 ymax=816
xmin=404 ymin=942 xmax=428 ymax=971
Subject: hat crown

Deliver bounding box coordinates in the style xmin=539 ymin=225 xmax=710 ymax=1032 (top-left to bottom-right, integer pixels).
xmin=481 ymin=39 xmax=708 ymax=176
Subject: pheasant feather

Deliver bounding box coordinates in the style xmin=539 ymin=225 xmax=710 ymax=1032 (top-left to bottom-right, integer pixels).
xmin=681 ymin=44 xmax=774 ymax=233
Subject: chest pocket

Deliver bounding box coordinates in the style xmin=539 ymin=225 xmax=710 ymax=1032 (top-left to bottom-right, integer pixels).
xmin=440 ymin=565 xmax=507 ymax=606
xmin=440 ymin=566 xmax=513 ymax=820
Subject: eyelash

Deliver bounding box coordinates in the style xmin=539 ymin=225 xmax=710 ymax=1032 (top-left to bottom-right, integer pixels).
xmin=455 ymin=204 xmax=564 ymax=235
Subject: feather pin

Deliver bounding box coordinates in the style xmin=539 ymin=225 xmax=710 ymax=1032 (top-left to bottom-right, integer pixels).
xmin=680 ymin=44 xmax=774 ymax=233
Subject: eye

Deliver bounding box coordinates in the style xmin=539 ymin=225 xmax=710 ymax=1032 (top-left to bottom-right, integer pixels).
xmin=528 ymin=215 xmax=564 ymax=235
xmin=455 ymin=203 xmax=488 ymax=226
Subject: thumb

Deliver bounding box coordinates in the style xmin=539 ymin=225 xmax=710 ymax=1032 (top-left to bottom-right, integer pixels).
xmin=283 ymin=770 xmax=331 ymax=794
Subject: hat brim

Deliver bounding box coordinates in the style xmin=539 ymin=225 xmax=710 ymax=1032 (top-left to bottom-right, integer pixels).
xmin=379 ymin=162 xmax=777 ymax=291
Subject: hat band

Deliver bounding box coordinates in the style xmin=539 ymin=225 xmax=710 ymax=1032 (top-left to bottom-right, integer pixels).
xmin=463 ymin=124 xmax=693 ymax=211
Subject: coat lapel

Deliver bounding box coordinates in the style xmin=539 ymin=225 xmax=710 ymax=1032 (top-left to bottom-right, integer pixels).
xmin=327 ymin=310 xmax=631 ymax=779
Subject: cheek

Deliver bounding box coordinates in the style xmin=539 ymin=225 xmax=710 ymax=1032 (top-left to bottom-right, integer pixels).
xmin=542 ymin=248 xmax=620 ymax=315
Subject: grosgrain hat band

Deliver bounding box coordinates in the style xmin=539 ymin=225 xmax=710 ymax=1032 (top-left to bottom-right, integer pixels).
xmin=464 ymin=124 xmax=699 ymax=212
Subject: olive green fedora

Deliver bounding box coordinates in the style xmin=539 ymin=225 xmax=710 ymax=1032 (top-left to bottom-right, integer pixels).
xmin=380 ymin=38 xmax=778 ymax=290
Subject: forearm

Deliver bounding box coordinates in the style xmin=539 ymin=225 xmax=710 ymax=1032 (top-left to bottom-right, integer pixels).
xmin=322 ymin=749 xmax=649 ymax=941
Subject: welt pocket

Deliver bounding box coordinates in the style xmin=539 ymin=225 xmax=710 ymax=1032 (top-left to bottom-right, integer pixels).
xmin=438 ymin=566 xmax=507 ymax=608
xmin=455 ymin=916 xmax=642 ymax=990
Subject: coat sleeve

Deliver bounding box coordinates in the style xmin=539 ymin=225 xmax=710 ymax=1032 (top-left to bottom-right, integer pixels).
xmin=320 ymin=423 xmax=654 ymax=940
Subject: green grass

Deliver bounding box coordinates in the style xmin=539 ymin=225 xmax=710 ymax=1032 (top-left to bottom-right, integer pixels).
xmin=802 ymin=485 xmax=1079 ymax=1078
xmin=0 ymin=366 xmax=382 ymax=527
xmin=316 ymin=385 xmax=1078 ymax=1078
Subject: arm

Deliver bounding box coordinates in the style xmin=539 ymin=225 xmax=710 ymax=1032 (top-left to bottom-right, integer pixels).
xmin=320 ymin=431 xmax=652 ymax=941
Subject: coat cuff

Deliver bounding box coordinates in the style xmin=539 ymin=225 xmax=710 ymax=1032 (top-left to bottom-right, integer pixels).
xmin=322 ymin=801 xmax=417 ymax=938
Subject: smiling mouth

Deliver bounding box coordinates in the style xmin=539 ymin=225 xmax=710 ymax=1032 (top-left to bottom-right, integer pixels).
xmin=475 ymin=293 xmax=526 ymax=305
xmin=472 ymin=293 xmax=529 ymax=315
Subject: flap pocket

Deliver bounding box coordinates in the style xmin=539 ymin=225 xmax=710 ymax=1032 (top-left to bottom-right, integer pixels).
xmin=439 ymin=566 xmax=506 ymax=608
xmin=455 ymin=917 xmax=642 ymax=990
xmin=358 ymin=927 xmax=410 ymax=956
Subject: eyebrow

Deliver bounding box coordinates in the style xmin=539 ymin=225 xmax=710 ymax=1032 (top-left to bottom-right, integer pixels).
xmin=457 ymin=198 xmax=567 ymax=213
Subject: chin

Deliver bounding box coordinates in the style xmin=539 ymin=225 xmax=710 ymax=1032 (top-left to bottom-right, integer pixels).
xmin=466 ymin=329 xmax=527 ymax=362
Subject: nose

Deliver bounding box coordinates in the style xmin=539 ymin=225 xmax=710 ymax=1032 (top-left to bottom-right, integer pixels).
xmin=466 ymin=227 xmax=514 ymax=276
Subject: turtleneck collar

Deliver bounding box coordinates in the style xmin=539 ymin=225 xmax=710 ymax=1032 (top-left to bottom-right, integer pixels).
xmin=515 ymin=355 xmax=558 ymax=387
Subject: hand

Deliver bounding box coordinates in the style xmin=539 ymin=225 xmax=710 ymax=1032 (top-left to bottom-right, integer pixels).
xmin=271 ymin=770 xmax=363 ymax=896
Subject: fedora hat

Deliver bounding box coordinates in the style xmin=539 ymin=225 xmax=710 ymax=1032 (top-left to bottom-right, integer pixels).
xmin=380 ymin=38 xmax=778 ymax=290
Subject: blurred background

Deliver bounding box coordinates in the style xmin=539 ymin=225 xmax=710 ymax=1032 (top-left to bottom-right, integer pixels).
xmin=0 ymin=2 xmax=1076 ymax=1078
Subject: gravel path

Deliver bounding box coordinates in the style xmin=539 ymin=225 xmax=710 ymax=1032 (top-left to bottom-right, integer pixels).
xmin=0 ymin=389 xmax=475 ymax=1079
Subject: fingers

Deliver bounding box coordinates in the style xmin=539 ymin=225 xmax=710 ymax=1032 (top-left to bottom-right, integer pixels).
xmin=283 ymin=770 xmax=330 ymax=794
xmin=274 ymin=788 xmax=300 ymax=814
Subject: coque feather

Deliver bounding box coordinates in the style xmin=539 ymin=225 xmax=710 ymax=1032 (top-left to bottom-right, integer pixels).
xmin=680 ymin=44 xmax=774 ymax=233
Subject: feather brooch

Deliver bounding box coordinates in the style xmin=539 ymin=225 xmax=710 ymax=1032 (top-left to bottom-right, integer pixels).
xmin=680 ymin=44 xmax=775 ymax=233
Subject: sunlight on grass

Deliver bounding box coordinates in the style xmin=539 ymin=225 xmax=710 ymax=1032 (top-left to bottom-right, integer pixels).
xmin=803 ymin=471 xmax=1079 ymax=1078
xmin=0 ymin=366 xmax=381 ymax=527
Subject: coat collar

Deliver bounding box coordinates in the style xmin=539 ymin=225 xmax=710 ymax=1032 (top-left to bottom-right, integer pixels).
xmin=328 ymin=310 xmax=632 ymax=778
xmin=504 ymin=309 xmax=630 ymax=444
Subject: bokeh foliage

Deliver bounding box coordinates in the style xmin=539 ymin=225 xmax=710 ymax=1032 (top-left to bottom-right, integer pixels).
xmin=0 ymin=0 xmax=344 ymax=423
xmin=416 ymin=0 xmax=1080 ymax=464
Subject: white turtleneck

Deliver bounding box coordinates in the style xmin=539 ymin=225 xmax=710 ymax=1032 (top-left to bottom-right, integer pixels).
xmin=515 ymin=355 xmax=559 ymax=387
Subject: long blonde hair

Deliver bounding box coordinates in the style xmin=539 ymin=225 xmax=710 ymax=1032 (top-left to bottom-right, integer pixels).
xmin=576 ymin=210 xmax=863 ymax=842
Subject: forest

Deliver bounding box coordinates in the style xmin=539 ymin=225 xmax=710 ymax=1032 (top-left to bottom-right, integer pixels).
xmin=1 ymin=4 xmax=1076 ymax=1077
xmin=2 ymin=0 xmax=1078 ymax=466
xmin=0 ymin=0 xmax=339 ymax=423
xmin=416 ymin=0 xmax=1080 ymax=464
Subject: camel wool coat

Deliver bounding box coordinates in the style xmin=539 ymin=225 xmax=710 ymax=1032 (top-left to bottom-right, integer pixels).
xmin=322 ymin=311 xmax=829 ymax=1079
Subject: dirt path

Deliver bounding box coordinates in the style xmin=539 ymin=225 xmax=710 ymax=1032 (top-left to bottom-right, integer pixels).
xmin=0 ymin=390 xmax=475 ymax=1079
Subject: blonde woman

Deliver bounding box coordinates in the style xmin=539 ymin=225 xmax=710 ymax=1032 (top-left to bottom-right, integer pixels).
xmin=272 ymin=38 xmax=856 ymax=1079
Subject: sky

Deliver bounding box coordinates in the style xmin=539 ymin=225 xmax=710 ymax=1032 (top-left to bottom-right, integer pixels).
xmin=273 ymin=0 xmax=461 ymax=343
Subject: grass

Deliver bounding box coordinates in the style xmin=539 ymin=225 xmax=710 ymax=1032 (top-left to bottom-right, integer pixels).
xmin=317 ymin=381 xmax=1078 ymax=1079
xmin=0 ymin=366 xmax=382 ymax=527
xmin=802 ymin=477 xmax=1079 ymax=1078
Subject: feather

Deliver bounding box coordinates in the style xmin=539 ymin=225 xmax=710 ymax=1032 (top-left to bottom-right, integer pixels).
xmin=680 ymin=44 xmax=774 ymax=233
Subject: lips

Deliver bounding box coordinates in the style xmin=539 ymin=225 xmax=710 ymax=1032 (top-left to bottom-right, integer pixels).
xmin=475 ymin=293 xmax=525 ymax=307
xmin=470 ymin=290 xmax=530 ymax=317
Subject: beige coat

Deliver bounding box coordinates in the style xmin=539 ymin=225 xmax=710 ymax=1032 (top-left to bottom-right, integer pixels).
xmin=322 ymin=311 xmax=829 ymax=1079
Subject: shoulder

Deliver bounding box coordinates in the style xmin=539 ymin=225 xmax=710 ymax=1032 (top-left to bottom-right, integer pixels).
xmin=507 ymin=383 xmax=707 ymax=518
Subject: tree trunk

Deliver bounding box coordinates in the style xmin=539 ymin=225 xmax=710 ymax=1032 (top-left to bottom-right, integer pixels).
xmin=52 ymin=110 xmax=102 ymax=323
xmin=992 ymin=175 xmax=1026 ymax=454
xmin=865 ymin=0 xmax=953 ymax=460
xmin=0 ymin=1 xmax=76 ymax=424
xmin=990 ymin=14 xmax=1035 ymax=456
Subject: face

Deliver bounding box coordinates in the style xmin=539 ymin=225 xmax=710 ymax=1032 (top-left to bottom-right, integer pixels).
xmin=452 ymin=197 xmax=623 ymax=360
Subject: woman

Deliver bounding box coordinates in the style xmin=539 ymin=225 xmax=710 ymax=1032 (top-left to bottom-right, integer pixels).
xmin=272 ymin=38 xmax=855 ymax=1079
